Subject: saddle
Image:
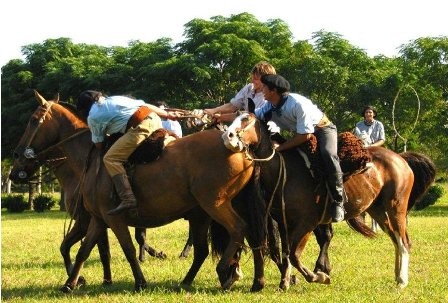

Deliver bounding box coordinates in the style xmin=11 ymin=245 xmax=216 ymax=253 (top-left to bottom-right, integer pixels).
xmin=297 ymin=131 xmax=372 ymax=181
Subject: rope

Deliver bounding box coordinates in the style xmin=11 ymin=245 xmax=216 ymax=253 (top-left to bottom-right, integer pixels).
xmin=392 ymin=85 xmax=421 ymax=152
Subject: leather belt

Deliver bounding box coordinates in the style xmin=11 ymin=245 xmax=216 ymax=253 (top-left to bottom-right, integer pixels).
xmin=126 ymin=106 xmax=152 ymax=131
xmin=315 ymin=114 xmax=332 ymax=128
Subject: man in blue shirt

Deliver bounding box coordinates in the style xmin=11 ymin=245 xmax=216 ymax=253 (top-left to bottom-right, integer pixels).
xmin=254 ymin=75 xmax=346 ymax=222
xmin=77 ymin=91 xmax=180 ymax=215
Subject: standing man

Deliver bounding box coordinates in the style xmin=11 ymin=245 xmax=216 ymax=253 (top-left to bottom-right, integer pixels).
xmin=254 ymin=74 xmax=346 ymax=222
xmin=353 ymin=105 xmax=385 ymax=147
xmin=76 ymin=90 xmax=180 ymax=215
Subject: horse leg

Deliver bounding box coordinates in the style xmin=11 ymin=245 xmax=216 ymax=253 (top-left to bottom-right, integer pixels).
xmin=290 ymin=230 xmax=330 ymax=285
xmin=179 ymin=223 xmax=194 ymax=258
xmin=180 ymin=211 xmax=211 ymax=287
xmin=370 ymin=206 xmax=410 ymax=288
xmin=134 ymin=228 xmax=166 ymax=262
xmin=96 ymin=227 xmax=112 ymax=285
xmin=61 ymin=218 xmax=107 ymax=292
xmin=59 ymin=217 xmax=89 ymax=287
xmin=312 ymin=223 xmax=333 ymax=275
xmin=274 ymin=217 xmax=293 ymax=291
xmin=108 ymin=221 xmax=147 ymax=291
xmin=210 ymin=209 xmax=246 ymax=290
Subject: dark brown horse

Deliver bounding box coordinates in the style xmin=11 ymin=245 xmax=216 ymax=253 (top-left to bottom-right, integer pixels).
xmin=222 ymin=112 xmax=435 ymax=289
xmin=9 ymin=91 xmax=263 ymax=292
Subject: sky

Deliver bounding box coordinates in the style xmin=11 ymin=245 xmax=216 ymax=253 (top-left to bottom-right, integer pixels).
xmin=0 ymin=0 xmax=446 ymax=68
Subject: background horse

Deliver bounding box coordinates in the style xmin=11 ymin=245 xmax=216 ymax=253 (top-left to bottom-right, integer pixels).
xmin=222 ymin=112 xmax=435 ymax=290
xmin=9 ymin=91 xmax=264 ymax=292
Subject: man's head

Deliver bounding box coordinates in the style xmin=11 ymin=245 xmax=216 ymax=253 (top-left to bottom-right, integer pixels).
xmin=362 ymin=105 xmax=377 ymax=118
xmin=76 ymin=90 xmax=103 ymax=120
xmin=251 ymin=61 xmax=276 ymax=91
xmin=261 ymin=74 xmax=290 ymax=95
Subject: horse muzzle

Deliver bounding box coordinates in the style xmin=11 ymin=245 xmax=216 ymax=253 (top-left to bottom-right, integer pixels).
xmin=9 ymin=169 xmax=31 ymax=183
xmin=221 ymin=131 xmax=244 ymax=153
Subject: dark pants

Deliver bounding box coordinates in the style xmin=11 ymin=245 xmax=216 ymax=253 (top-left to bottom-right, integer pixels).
xmin=314 ymin=124 xmax=344 ymax=203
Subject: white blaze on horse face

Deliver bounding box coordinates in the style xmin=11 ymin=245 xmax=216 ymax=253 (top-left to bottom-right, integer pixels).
xmin=221 ymin=113 xmax=248 ymax=152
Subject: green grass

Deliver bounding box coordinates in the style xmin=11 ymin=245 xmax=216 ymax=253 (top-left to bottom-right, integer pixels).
xmin=2 ymin=184 xmax=448 ymax=303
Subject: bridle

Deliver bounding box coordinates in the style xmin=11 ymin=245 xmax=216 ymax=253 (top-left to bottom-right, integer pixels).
xmin=235 ymin=115 xmax=276 ymax=162
xmin=18 ymin=102 xmax=89 ymax=164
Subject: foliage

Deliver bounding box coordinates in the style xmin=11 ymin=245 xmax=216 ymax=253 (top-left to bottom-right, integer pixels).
xmin=32 ymin=193 xmax=56 ymax=212
xmin=2 ymin=193 xmax=27 ymax=213
xmin=1 ymin=13 xmax=447 ymax=169
xmin=414 ymin=183 xmax=446 ymax=210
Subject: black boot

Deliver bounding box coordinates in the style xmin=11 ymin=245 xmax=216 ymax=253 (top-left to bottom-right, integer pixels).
xmin=107 ymin=173 xmax=137 ymax=216
xmin=328 ymin=173 xmax=346 ymax=222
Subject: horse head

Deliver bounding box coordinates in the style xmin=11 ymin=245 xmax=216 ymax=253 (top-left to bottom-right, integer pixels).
xmin=9 ymin=91 xmax=87 ymax=183
xmin=223 ymin=112 xmax=266 ymax=152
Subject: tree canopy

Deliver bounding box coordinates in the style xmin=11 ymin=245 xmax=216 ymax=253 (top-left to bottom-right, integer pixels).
xmin=1 ymin=13 xmax=447 ymax=171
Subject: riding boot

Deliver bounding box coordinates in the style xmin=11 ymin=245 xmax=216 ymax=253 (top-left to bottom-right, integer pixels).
xmin=107 ymin=173 xmax=137 ymax=216
xmin=328 ymin=173 xmax=346 ymax=223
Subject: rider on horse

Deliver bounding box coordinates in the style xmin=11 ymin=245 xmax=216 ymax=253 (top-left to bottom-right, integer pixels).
xmin=76 ymin=90 xmax=180 ymax=215
xmin=253 ymin=74 xmax=346 ymax=222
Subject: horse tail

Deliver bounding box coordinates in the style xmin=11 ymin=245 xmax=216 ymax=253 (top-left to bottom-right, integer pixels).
xmin=210 ymin=220 xmax=229 ymax=259
xmin=346 ymin=217 xmax=376 ymax=238
xmin=210 ymin=165 xmax=267 ymax=258
xmin=400 ymin=152 xmax=436 ymax=211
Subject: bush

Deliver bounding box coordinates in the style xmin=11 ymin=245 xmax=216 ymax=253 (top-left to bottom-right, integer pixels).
xmin=415 ymin=184 xmax=445 ymax=210
xmin=33 ymin=194 xmax=56 ymax=212
xmin=2 ymin=194 xmax=28 ymax=213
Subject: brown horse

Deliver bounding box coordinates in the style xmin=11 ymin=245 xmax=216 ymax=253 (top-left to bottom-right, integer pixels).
xmin=11 ymin=144 xmax=166 ymax=287
xmin=222 ymin=112 xmax=435 ymax=289
xmin=9 ymin=91 xmax=261 ymax=292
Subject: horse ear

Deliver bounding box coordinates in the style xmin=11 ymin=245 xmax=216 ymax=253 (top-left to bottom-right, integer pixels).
xmin=54 ymin=93 xmax=60 ymax=103
xmin=34 ymin=90 xmax=48 ymax=106
xmin=248 ymin=98 xmax=255 ymax=113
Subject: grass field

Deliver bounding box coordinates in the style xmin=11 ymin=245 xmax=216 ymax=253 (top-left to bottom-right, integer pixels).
xmin=2 ymin=184 xmax=447 ymax=303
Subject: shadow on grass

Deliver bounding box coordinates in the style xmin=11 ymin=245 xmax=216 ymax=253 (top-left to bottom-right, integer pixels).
xmin=410 ymin=204 xmax=448 ymax=217
xmin=1 ymin=209 xmax=66 ymax=221
xmin=1 ymin=278 xmax=231 ymax=300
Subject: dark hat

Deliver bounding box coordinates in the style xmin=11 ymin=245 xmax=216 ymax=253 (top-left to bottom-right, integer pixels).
xmin=362 ymin=105 xmax=377 ymax=117
xmin=261 ymin=74 xmax=290 ymax=93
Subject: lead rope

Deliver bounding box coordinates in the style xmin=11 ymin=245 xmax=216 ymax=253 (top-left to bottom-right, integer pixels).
xmin=263 ymin=153 xmax=290 ymax=260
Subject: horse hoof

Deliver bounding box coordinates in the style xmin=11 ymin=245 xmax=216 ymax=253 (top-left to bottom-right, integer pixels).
xmin=77 ymin=276 xmax=86 ymax=287
xmin=156 ymin=251 xmax=167 ymax=259
xmin=316 ymin=271 xmax=331 ymax=284
xmin=60 ymin=284 xmax=74 ymax=293
xmin=250 ymin=278 xmax=265 ymax=292
xmin=135 ymin=280 xmax=147 ymax=292
xmin=290 ymin=274 xmax=297 ymax=285
xmin=279 ymin=280 xmax=290 ymax=291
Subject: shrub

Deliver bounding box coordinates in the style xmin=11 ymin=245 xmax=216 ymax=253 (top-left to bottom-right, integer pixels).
xmin=33 ymin=194 xmax=56 ymax=212
xmin=3 ymin=194 xmax=28 ymax=213
xmin=415 ymin=184 xmax=445 ymax=210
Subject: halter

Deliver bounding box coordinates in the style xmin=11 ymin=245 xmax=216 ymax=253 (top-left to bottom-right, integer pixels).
xmin=21 ymin=102 xmax=89 ymax=163
xmin=235 ymin=116 xmax=276 ymax=162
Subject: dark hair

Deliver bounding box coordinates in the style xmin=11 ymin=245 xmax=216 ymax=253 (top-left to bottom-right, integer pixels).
xmin=155 ymin=101 xmax=168 ymax=108
xmin=362 ymin=105 xmax=377 ymax=118
xmin=76 ymin=90 xmax=103 ymax=120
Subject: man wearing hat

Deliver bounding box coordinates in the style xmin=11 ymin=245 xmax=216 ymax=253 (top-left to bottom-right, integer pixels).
xmin=254 ymin=74 xmax=346 ymax=222
xmin=354 ymin=105 xmax=385 ymax=147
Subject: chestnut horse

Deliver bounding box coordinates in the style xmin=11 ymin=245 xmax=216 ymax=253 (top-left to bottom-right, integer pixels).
xmin=11 ymin=145 xmax=166 ymax=287
xmin=9 ymin=91 xmax=263 ymax=292
xmin=222 ymin=112 xmax=435 ymax=289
